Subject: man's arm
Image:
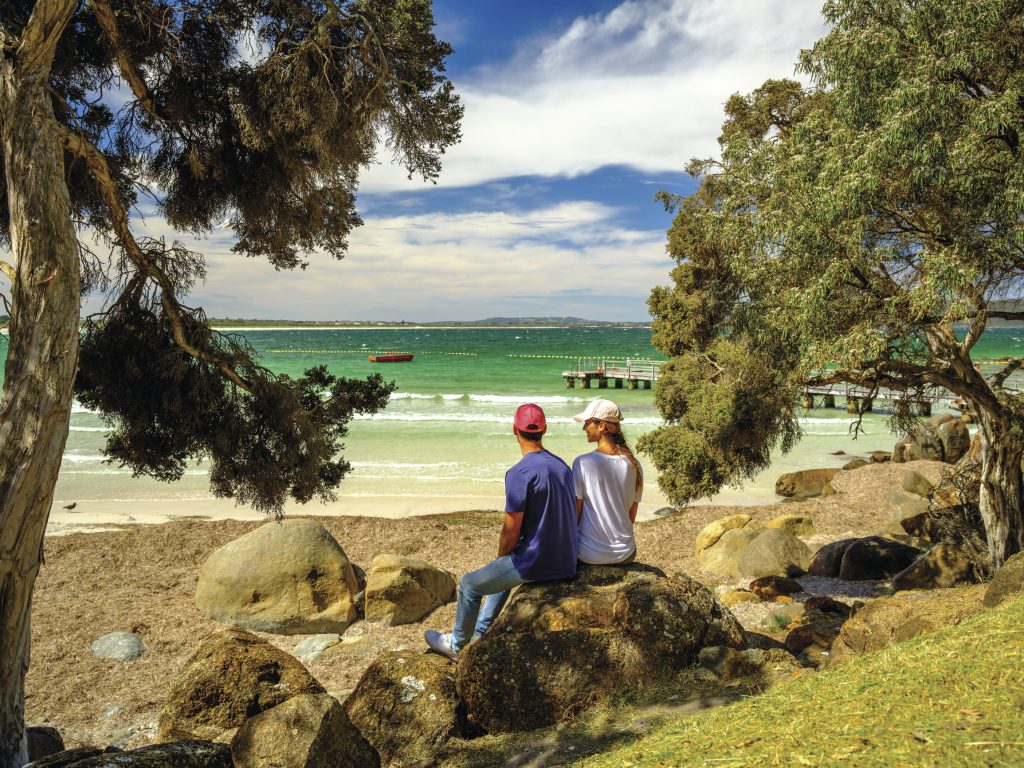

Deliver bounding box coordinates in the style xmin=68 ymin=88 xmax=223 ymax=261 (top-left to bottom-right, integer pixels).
xmin=497 ymin=511 xmax=524 ymax=557
xmin=575 ymin=497 xmax=584 ymax=521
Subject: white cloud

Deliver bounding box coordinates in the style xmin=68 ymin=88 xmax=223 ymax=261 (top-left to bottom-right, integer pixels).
xmin=364 ymin=0 xmax=826 ymax=192
xmin=111 ymin=201 xmax=668 ymax=321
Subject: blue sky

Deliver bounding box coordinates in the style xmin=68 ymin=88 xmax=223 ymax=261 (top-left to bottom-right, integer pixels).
xmin=131 ymin=0 xmax=828 ymax=322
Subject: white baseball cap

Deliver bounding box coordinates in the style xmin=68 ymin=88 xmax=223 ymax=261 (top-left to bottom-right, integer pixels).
xmin=573 ymin=398 xmax=623 ymax=423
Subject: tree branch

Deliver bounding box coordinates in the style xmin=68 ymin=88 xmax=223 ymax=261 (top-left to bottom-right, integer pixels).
xmin=89 ymin=0 xmax=162 ymax=123
xmin=979 ymin=310 xmax=1024 ymax=322
xmin=15 ymin=0 xmax=77 ymax=77
xmin=57 ymin=123 xmax=251 ymax=391
xmin=991 ymin=358 xmax=1023 ymax=390
xmin=0 ymin=260 xmax=14 ymax=281
xmin=960 ymin=290 xmax=988 ymax=354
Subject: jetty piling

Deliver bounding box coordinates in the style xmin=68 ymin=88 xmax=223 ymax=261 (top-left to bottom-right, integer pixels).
xmin=562 ymin=358 xmax=661 ymax=391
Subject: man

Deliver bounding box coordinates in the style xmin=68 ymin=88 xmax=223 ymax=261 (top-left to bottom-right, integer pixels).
xmin=425 ymin=403 xmax=578 ymax=660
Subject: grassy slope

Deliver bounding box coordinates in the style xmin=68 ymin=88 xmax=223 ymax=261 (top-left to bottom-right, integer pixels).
xmin=573 ymin=596 xmax=1024 ymax=768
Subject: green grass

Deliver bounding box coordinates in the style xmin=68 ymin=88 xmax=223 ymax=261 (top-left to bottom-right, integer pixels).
xmin=571 ymin=596 xmax=1024 ymax=768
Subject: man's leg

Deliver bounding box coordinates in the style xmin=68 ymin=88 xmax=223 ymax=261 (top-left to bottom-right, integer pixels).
xmin=473 ymin=590 xmax=513 ymax=638
xmin=450 ymin=555 xmax=524 ymax=650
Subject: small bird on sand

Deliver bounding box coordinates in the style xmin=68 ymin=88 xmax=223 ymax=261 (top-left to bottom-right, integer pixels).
xmin=62 ymin=502 xmax=77 ymax=511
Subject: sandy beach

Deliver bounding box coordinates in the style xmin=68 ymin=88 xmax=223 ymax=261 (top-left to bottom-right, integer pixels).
xmin=25 ymin=460 xmax=946 ymax=751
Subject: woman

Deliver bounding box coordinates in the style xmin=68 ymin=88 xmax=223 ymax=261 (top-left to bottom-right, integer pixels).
xmin=571 ymin=398 xmax=643 ymax=565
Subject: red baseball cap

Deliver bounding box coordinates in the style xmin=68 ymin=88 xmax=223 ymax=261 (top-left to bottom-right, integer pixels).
xmin=513 ymin=403 xmax=547 ymax=434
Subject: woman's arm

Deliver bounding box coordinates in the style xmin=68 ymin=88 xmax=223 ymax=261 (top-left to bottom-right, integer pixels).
xmin=575 ymin=497 xmax=584 ymax=522
xmin=628 ymin=501 xmax=639 ymax=524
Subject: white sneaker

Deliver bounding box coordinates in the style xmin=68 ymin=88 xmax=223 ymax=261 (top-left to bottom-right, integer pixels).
xmin=424 ymin=630 xmax=459 ymax=661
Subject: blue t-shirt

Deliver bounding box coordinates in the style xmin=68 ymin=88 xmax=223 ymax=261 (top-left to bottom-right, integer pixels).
xmin=505 ymin=450 xmax=578 ymax=581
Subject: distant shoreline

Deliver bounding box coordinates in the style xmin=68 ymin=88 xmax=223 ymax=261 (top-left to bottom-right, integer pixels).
xmin=206 ymin=318 xmax=652 ymax=329
xmin=211 ymin=324 xmax=651 ymax=331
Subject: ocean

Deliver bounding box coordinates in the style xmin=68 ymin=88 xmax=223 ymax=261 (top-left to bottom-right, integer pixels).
xmin=3 ymin=326 xmax=1022 ymax=519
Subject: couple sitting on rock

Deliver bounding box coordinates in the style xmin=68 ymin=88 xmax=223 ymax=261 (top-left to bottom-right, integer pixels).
xmin=425 ymin=398 xmax=643 ymax=661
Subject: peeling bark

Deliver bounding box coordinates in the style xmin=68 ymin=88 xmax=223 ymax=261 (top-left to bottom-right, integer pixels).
xmin=976 ymin=412 xmax=1024 ymax=569
xmin=0 ymin=2 xmax=81 ymax=764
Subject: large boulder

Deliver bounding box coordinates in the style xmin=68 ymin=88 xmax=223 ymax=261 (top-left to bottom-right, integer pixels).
xmin=774 ymin=468 xmax=839 ymax=498
xmin=747 ymin=575 xmax=803 ymax=601
xmin=157 ymin=628 xmax=324 ymax=743
xmin=783 ymin=611 xmax=847 ymax=667
xmin=695 ymin=515 xmax=764 ymax=577
xmin=826 ymin=586 xmax=986 ymax=666
xmin=38 ymin=742 xmax=231 ymax=768
xmin=893 ymin=415 xmax=970 ymax=464
xmin=810 ymin=536 xmax=922 ymax=580
xmin=456 ymin=564 xmax=744 ymax=733
xmin=983 ymin=551 xmax=1024 ymax=608
xmin=901 ymin=470 xmax=935 ymax=497
xmin=808 ymin=539 xmax=857 ymax=577
xmin=231 ymin=693 xmax=378 ymax=768
xmin=735 ymin=529 xmax=813 ymax=580
xmin=195 ymin=518 xmax=360 ymax=635
xmin=837 ymin=536 xmax=923 ymax=580
xmin=892 ymin=543 xmax=979 ymax=592
xmin=363 ymin=555 xmax=456 ymax=626
xmin=344 ymin=652 xmax=473 ymax=764
xmin=26 ymin=727 xmax=64 ymax=762
xmin=25 ymin=747 xmax=121 ymax=767
xmin=765 ymin=514 xmax=815 ymax=537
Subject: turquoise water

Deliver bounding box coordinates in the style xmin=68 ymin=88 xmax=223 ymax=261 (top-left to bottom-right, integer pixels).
xmin=2 ymin=326 xmax=1022 ymax=515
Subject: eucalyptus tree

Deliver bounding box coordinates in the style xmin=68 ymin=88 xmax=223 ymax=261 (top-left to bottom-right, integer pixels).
xmin=0 ymin=0 xmax=461 ymax=763
xmin=641 ymin=0 xmax=1024 ymax=568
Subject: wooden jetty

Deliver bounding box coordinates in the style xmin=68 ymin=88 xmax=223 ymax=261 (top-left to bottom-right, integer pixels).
xmin=562 ymin=358 xmax=663 ymax=390
xmin=560 ymin=359 xmax=1018 ymax=423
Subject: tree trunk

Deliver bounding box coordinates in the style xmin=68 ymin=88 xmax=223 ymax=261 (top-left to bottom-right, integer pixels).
xmin=0 ymin=43 xmax=81 ymax=768
xmin=975 ymin=411 xmax=1024 ymax=570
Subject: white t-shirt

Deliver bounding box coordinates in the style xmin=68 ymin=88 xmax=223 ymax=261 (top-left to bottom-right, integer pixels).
xmin=572 ymin=451 xmax=643 ymax=564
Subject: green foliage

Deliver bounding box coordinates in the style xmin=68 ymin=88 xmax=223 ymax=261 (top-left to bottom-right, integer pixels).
xmin=644 ymin=0 xmax=1024 ymax=520
xmin=75 ymin=298 xmax=393 ymax=515
xmin=638 ymin=338 xmax=801 ymax=504
xmin=1 ymin=0 xmax=462 ymax=267
xmin=0 ymin=0 xmax=460 ymax=513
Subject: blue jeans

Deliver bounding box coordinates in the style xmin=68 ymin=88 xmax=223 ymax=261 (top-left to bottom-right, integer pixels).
xmin=450 ymin=555 xmax=525 ymax=651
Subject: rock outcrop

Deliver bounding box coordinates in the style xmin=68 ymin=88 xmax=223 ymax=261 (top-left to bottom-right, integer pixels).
xmin=363 ymin=554 xmax=456 ymax=626
xmin=195 ymin=518 xmax=360 ymax=635
xmin=826 ymin=585 xmax=986 ymax=666
xmin=983 ymin=551 xmax=1024 ymax=608
xmin=892 ymin=543 xmax=979 ymax=591
xmin=157 ymin=628 xmax=324 ymax=743
xmin=456 ymin=564 xmax=744 ymax=733
xmin=230 ymin=693 xmax=378 ymax=768
xmin=345 ymin=652 xmax=474 ymax=764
